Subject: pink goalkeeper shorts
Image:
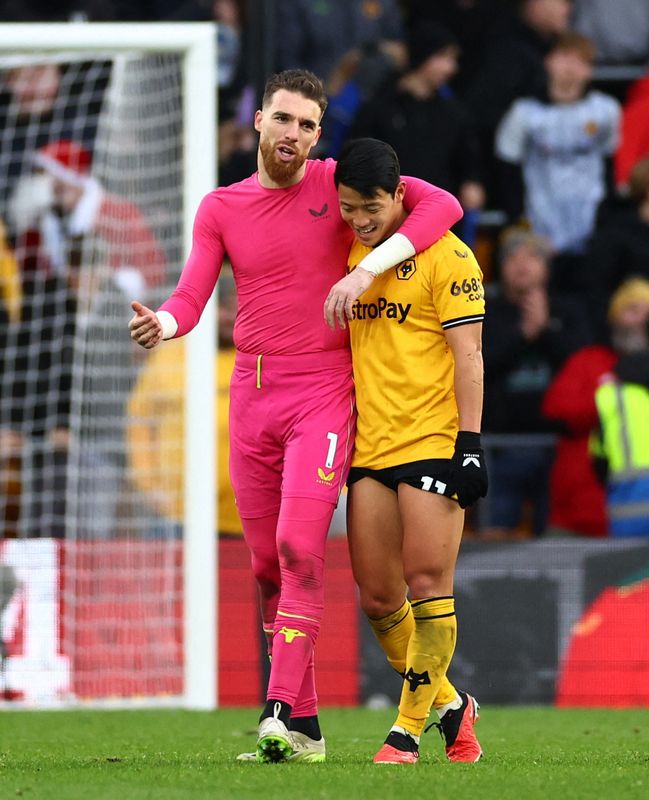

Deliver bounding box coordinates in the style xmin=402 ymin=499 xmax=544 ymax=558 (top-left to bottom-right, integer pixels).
xmin=229 ymin=349 xmax=356 ymax=518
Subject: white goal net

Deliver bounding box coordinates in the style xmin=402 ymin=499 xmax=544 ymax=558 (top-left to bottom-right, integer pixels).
xmin=0 ymin=24 xmax=217 ymax=708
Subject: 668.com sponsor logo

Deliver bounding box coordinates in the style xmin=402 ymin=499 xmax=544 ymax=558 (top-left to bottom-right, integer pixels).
xmin=450 ymin=277 xmax=484 ymax=302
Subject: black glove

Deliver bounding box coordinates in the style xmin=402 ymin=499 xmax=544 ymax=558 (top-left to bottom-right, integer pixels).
xmin=445 ymin=431 xmax=488 ymax=509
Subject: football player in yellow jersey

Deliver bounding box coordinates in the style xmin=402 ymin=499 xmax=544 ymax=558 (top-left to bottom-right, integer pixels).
xmin=330 ymin=138 xmax=488 ymax=764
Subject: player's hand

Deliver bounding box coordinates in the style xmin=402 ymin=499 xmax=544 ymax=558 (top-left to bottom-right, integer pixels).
xmin=129 ymin=300 xmax=163 ymax=349
xmin=324 ymin=267 xmax=374 ymax=331
xmin=445 ymin=431 xmax=488 ymax=509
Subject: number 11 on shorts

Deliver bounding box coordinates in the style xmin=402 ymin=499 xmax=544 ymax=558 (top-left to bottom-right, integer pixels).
xmin=421 ymin=475 xmax=447 ymax=494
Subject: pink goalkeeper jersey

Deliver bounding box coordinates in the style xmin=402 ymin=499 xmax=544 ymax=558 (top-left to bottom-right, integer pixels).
xmin=160 ymin=158 xmax=462 ymax=356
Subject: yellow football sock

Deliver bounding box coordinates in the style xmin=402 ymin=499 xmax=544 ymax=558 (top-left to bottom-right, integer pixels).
xmin=395 ymin=596 xmax=457 ymax=737
xmin=368 ymin=598 xmax=458 ymax=708
xmin=367 ymin=598 xmax=414 ymax=674
xmin=434 ymin=676 xmax=460 ymax=709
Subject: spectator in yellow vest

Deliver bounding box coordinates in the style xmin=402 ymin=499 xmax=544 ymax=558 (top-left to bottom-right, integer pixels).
xmin=590 ymin=278 xmax=649 ymax=536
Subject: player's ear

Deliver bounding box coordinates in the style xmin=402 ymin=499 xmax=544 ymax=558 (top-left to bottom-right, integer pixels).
xmin=395 ymin=180 xmax=407 ymax=203
xmin=310 ymin=125 xmax=322 ymax=149
xmin=253 ymin=109 xmax=263 ymax=133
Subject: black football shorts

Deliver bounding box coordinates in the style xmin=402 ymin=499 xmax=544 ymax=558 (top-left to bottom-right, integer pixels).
xmin=348 ymin=458 xmax=453 ymax=495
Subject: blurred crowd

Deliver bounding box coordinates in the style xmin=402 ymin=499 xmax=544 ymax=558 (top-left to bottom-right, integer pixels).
xmin=1 ymin=0 xmax=649 ymax=539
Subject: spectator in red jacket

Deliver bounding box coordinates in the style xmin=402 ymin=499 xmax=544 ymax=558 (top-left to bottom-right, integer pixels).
xmin=542 ymin=277 xmax=649 ymax=535
xmin=614 ymin=70 xmax=649 ymax=193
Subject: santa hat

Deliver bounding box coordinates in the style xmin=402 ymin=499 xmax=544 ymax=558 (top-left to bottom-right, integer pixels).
xmin=33 ymin=139 xmax=92 ymax=187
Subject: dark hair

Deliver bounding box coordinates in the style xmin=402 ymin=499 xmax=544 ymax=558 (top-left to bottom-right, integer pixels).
xmin=334 ymin=138 xmax=401 ymax=197
xmin=408 ymin=22 xmax=458 ymax=71
xmin=262 ymin=69 xmax=328 ymax=117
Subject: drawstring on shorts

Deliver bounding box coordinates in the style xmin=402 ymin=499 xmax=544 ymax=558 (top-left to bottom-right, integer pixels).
xmin=256 ymin=354 xmax=262 ymax=389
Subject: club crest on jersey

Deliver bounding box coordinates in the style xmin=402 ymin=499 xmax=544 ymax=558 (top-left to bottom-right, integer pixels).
xmin=317 ymin=467 xmax=336 ymax=483
xmin=396 ymin=259 xmax=416 ymax=280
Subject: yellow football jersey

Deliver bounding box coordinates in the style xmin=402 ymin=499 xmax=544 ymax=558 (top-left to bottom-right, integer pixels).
xmin=349 ymin=230 xmax=485 ymax=469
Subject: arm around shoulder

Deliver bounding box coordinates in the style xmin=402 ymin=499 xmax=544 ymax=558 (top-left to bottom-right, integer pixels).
xmin=398 ymin=176 xmax=463 ymax=252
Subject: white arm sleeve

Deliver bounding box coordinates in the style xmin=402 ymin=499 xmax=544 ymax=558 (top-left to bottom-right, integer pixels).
xmin=157 ymin=310 xmax=178 ymax=340
xmin=495 ymin=100 xmax=528 ymax=164
xmin=356 ymin=232 xmax=415 ymax=276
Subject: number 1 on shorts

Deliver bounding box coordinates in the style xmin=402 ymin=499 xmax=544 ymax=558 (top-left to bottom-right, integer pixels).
xmin=325 ymin=432 xmax=338 ymax=469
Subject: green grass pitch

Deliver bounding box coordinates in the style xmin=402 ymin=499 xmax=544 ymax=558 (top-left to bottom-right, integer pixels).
xmin=1 ymin=707 xmax=648 ymax=799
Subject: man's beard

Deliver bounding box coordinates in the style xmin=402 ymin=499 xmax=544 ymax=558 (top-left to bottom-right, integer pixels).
xmin=259 ymin=138 xmax=307 ymax=185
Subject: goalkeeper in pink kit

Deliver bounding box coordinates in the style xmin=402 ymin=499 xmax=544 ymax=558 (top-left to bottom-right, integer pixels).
xmin=129 ymin=70 xmax=462 ymax=763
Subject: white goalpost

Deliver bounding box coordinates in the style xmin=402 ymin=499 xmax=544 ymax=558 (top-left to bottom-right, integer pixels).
xmin=0 ymin=23 xmax=217 ymax=709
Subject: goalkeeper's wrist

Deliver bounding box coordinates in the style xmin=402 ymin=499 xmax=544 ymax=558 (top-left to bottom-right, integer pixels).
xmin=356 ymin=232 xmax=415 ymax=276
xmin=157 ymin=310 xmax=178 ymax=340
xmin=456 ymin=430 xmax=482 ymax=449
